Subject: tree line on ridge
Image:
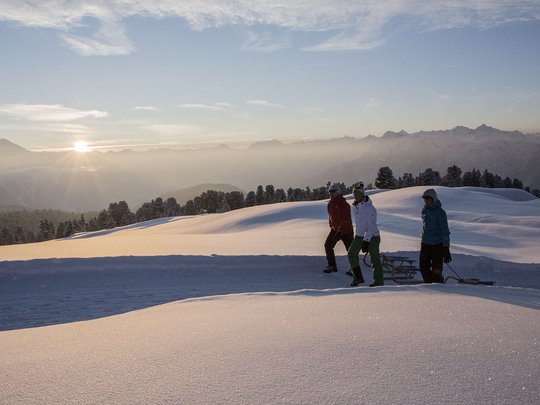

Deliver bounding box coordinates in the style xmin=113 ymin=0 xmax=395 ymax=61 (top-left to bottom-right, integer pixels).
xmin=1 ymin=164 xmax=538 ymax=246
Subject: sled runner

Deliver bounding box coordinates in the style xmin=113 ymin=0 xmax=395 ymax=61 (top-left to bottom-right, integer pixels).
xmin=443 ymin=264 xmax=495 ymax=285
xmin=443 ymin=276 xmax=495 ymax=285
xmin=364 ymin=253 xmax=423 ymax=285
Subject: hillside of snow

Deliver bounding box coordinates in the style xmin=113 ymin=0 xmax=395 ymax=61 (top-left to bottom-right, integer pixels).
xmin=1 ymin=186 xmax=539 ymax=404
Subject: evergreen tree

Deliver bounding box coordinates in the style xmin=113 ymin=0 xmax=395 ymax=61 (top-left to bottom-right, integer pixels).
xmin=245 ymin=191 xmax=256 ymax=207
xmin=375 ymin=166 xmax=397 ymax=189
xmin=78 ymin=214 xmax=86 ymax=231
xmin=287 ymin=187 xmax=308 ymax=201
xmin=165 ymin=197 xmax=182 ymax=217
xmin=87 ymin=217 xmax=98 ymax=231
xmin=463 ymin=168 xmax=482 ymax=186
xmin=64 ymin=220 xmax=75 ymax=237
xmin=416 ymin=168 xmax=441 ymax=186
xmin=183 ymin=200 xmax=198 ymax=215
xmin=398 ymin=173 xmax=415 ymax=188
xmin=108 ymin=201 xmax=135 ymax=226
xmin=97 ymin=209 xmax=113 ymax=229
xmin=264 ymin=185 xmax=275 ymax=204
xmin=195 ymin=190 xmax=225 ymax=213
xmin=273 ymin=188 xmax=287 ymax=203
xmin=225 ymin=191 xmax=245 ymax=210
xmin=255 ymin=185 xmax=265 ymax=205
xmin=492 ymin=174 xmax=505 ymax=188
xmin=56 ymin=222 xmax=66 ymax=238
xmin=482 ymin=170 xmax=495 ymax=188
xmin=1 ymin=228 xmax=14 ymax=245
xmin=441 ymin=165 xmax=463 ymax=187
xmin=14 ymin=227 xmax=26 ymax=243
xmin=512 ymin=178 xmax=523 ymax=189
xmin=310 ymin=186 xmax=329 ymax=200
xmin=38 ymin=219 xmax=55 ymax=241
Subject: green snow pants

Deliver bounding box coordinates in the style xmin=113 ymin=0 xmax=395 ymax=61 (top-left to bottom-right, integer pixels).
xmin=347 ymin=235 xmax=384 ymax=284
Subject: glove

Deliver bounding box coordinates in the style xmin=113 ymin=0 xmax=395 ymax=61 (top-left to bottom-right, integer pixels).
xmin=361 ymin=240 xmax=370 ymax=253
xmin=443 ymin=247 xmax=452 ymax=264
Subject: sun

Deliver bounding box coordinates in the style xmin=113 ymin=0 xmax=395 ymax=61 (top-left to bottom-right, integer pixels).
xmin=73 ymin=141 xmax=91 ymax=153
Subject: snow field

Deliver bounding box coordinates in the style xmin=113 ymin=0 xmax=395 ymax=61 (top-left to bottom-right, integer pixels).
xmin=0 ymin=186 xmax=539 ymax=404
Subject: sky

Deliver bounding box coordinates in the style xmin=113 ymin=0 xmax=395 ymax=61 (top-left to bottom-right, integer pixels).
xmin=0 ymin=1 xmax=539 ymax=151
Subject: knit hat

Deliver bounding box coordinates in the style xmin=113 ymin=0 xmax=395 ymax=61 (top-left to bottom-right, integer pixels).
xmin=422 ymin=188 xmax=438 ymax=201
xmin=328 ymin=183 xmax=342 ymax=195
xmin=354 ymin=181 xmax=365 ymax=193
xmin=353 ymin=182 xmax=365 ymax=200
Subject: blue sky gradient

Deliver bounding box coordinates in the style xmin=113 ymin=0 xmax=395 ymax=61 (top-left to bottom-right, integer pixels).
xmin=0 ymin=1 xmax=539 ymax=150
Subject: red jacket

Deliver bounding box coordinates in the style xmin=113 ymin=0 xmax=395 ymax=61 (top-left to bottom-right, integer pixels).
xmin=327 ymin=195 xmax=353 ymax=233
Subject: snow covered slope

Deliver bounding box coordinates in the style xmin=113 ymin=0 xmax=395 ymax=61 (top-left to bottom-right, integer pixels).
xmin=1 ymin=186 xmax=539 ymax=262
xmin=1 ymin=186 xmax=539 ymax=404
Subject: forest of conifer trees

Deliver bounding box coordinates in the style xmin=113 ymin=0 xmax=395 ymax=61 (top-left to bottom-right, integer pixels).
xmin=1 ymin=164 xmax=538 ymax=246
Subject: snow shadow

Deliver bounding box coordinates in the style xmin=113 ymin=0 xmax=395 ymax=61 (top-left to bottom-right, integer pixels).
xmin=68 ymin=216 xmax=190 ymax=240
xmin=0 ymin=255 xmax=355 ymax=331
xmin=431 ymin=283 xmax=540 ymax=311
xmin=1 ymin=254 xmax=537 ymax=331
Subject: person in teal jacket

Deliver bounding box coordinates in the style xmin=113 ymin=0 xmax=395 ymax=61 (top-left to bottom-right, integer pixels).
xmin=420 ymin=188 xmax=451 ymax=283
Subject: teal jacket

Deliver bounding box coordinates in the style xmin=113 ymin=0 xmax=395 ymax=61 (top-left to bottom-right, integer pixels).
xmin=421 ymin=200 xmax=450 ymax=247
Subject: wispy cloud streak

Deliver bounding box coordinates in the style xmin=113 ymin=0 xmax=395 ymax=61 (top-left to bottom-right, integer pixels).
xmin=134 ymin=106 xmax=161 ymax=112
xmin=246 ymin=100 xmax=284 ymax=108
xmin=178 ymin=104 xmax=226 ymax=111
xmin=0 ymin=104 xmax=108 ymax=121
xmin=1 ymin=1 xmax=538 ymax=54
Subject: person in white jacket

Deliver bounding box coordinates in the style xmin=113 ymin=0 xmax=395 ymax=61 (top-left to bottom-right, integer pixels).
xmin=347 ymin=183 xmax=384 ymax=287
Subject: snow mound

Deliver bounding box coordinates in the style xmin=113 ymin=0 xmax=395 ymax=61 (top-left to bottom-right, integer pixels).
xmin=1 ymin=186 xmax=539 ymax=404
xmin=2 ymin=287 xmax=539 ymax=404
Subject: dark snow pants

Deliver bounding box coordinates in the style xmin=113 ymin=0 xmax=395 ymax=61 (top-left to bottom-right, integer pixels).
xmin=325 ymin=229 xmax=354 ymax=268
xmin=419 ymin=243 xmax=444 ymax=283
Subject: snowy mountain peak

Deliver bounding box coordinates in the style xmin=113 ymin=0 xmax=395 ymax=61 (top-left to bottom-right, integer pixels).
xmin=382 ymin=130 xmax=409 ymax=138
xmin=248 ymin=139 xmax=284 ymax=149
xmin=0 ymin=138 xmax=29 ymax=156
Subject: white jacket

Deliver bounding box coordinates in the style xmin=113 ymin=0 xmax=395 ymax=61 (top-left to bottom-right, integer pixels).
xmin=351 ymin=197 xmax=380 ymax=241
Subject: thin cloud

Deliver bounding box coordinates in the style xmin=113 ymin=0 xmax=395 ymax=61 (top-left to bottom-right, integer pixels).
xmin=364 ymin=98 xmax=381 ymax=111
xmin=134 ymin=106 xmax=161 ymax=112
xmin=0 ymin=104 xmax=108 ymax=121
xmin=246 ymin=100 xmax=284 ymax=108
xmin=242 ymin=29 xmax=292 ymax=52
xmin=1 ymin=1 xmax=538 ymax=54
xmin=178 ymin=104 xmax=225 ymax=111
xmin=214 ymin=102 xmax=233 ymax=108
xmin=0 ymin=122 xmax=91 ymax=134
xmin=429 ymin=91 xmax=451 ymax=102
xmin=59 ymin=18 xmax=134 ymax=56
xmin=145 ymin=123 xmax=204 ymax=136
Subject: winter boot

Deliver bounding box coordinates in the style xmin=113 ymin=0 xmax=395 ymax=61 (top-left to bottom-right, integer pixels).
xmin=351 ymin=266 xmax=364 ymax=284
xmin=432 ymin=268 xmax=444 ymax=283
xmin=369 ymin=282 xmax=384 ymax=287
xmin=323 ymin=265 xmax=338 ymax=273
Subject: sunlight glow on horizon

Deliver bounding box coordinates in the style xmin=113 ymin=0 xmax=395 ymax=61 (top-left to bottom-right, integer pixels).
xmin=73 ymin=141 xmax=91 ymax=153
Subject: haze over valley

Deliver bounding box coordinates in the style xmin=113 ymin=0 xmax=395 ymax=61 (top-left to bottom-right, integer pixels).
xmin=1 ymin=124 xmax=539 ymax=212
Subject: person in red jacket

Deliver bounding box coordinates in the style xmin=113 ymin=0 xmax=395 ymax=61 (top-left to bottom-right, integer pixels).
xmin=324 ymin=183 xmax=354 ymax=273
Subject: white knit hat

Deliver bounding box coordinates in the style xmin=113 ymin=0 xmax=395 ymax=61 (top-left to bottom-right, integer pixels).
xmin=328 ymin=183 xmax=342 ymax=195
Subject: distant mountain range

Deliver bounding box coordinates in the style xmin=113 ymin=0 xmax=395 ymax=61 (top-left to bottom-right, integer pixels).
xmin=1 ymin=125 xmax=539 ymax=212
xmin=0 ymin=138 xmax=29 ymax=157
